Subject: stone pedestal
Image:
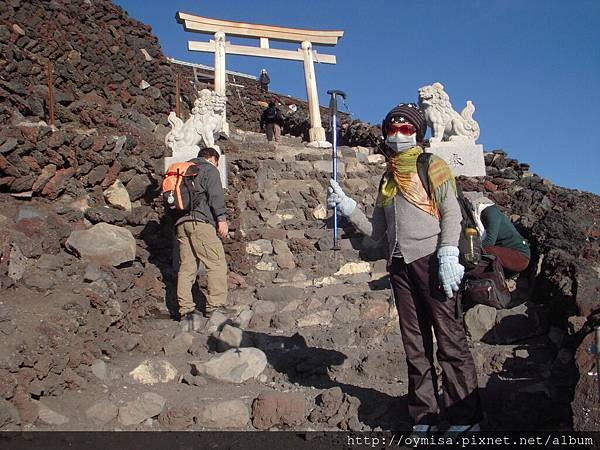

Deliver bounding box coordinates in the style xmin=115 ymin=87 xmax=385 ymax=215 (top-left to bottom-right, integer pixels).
xmin=306 ymin=140 xmax=332 ymax=149
xmin=308 ymin=126 xmax=326 ymax=143
xmin=164 ymin=144 xmax=227 ymax=188
xmin=426 ymin=141 xmax=486 ymax=177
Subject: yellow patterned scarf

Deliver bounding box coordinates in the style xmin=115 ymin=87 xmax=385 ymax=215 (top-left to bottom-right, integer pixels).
xmin=378 ymin=147 xmax=457 ymax=218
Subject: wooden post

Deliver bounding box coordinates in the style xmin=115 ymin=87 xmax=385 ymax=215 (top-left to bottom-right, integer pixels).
xmin=214 ymin=31 xmax=229 ymax=135
xmin=300 ymin=41 xmax=325 ymax=142
xmin=47 ymin=63 xmax=55 ymax=126
xmin=175 ymin=72 xmax=181 ymax=118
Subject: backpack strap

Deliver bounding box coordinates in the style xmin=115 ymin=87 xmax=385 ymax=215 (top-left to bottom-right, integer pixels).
xmin=456 ymin=185 xmax=477 ymax=229
xmin=417 ymin=152 xmax=478 ymax=229
xmin=416 ymin=151 xmax=433 ymax=198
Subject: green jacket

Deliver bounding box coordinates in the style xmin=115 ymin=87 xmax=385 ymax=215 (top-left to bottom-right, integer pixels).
xmin=481 ymin=205 xmax=530 ymax=258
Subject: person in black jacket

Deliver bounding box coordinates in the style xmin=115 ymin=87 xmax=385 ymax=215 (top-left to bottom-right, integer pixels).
xmin=258 ymin=68 xmax=270 ymax=93
xmin=260 ymin=101 xmax=284 ymax=142
xmin=175 ymin=147 xmax=229 ymax=320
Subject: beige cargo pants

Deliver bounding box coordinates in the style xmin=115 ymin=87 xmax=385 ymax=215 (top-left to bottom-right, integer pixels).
xmin=176 ymin=221 xmax=228 ymax=315
xmin=265 ymin=123 xmax=281 ymax=142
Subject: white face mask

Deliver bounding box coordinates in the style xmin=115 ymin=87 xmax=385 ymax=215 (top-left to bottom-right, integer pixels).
xmin=385 ymin=133 xmax=416 ymax=154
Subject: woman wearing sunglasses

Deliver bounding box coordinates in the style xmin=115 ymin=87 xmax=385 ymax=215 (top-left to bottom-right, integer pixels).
xmin=327 ymin=103 xmax=482 ymax=436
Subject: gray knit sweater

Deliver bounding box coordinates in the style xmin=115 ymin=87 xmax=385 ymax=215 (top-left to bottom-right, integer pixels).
xmin=348 ymin=177 xmax=462 ymax=265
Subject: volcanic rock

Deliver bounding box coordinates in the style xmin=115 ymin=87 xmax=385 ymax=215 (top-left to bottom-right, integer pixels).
xmin=214 ymin=324 xmax=244 ymax=352
xmin=196 ymin=400 xmax=249 ymax=429
xmin=0 ymin=399 xmax=20 ymax=428
xmin=190 ymin=348 xmax=267 ymax=383
xmin=118 ymin=392 xmax=166 ymax=426
xmin=464 ymin=305 xmax=497 ymax=342
xmin=163 ymin=333 xmax=194 ymax=356
xmin=128 ymin=359 xmax=178 ymax=385
xmin=37 ymin=402 xmax=69 ymax=426
xmin=85 ymin=399 xmax=118 ymax=425
xmin=104 ymin=179 xmax=132 ymax=211
xmin=65 ymin=223 xmax=136 ymax=266
xmin=252 ymin=392 xmax=306 ymax=430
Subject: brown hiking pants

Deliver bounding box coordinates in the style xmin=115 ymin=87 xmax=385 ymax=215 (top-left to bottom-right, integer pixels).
xmin=389 ymin=254 xmax=482 ymax=426
xmin=265 ymin=123 xmax=281 ymax=142
xmin=176 ymin=221 xmax=228 ymax=315
xmin=484 ymin=246 xmax=529 ymax=274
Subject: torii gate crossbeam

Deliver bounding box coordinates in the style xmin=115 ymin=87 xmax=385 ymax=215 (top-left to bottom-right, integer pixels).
xmin=176 ymin=12 xmax=344 ymax=144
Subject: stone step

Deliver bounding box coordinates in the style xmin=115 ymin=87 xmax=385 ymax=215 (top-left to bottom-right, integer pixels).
xmin=228 ymin=132 xmax=305 ymax=148
xmin=229 ymin=159 xmax=384 ymax=181
xmin=261 ymin=178 xmax=325 ymax=193
xmin=230 ymin=144 xmax=379 ymax=161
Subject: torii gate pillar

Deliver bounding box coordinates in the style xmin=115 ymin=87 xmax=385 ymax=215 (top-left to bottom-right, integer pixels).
xmin=301 ymin=41 xmax=326 ymax=143
xmin=213 ymin=31 xmax=229 ymax=136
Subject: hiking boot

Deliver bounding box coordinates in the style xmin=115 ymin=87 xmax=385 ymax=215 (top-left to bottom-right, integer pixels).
xmin=204 ymin=305 xmax=237 ymax=319
xmin=176 ymin=307 xmax=195 ymax=320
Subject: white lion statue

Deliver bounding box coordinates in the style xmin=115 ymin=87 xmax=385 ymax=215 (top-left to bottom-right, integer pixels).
xmin=165 ymin=88 xmax=227 ymax=154
xmin=418 ymin=82 xmax=480 ymax=143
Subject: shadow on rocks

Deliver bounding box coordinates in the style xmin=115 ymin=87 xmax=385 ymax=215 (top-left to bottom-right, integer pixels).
xmin=139 ymin=215 xmax=177 ymax=317
xmin=209 ymin=325 xmax=410 ymax=431
xmin=476 ymin=302 xmax=574 ymax=430
xmin=138 ymin=215 xmax=202 ymax=319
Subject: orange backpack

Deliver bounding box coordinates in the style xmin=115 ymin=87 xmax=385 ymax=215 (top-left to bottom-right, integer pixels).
xmin=161 ymin=162 xmax=201 ymax=211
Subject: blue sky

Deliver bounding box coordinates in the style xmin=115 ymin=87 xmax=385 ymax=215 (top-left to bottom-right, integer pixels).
xmin=114 ymin=0 xmax=600 ymax=194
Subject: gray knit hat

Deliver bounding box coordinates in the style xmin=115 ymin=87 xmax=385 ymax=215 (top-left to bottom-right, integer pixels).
xmin=382 ymin=103 xmax=427 ymax=142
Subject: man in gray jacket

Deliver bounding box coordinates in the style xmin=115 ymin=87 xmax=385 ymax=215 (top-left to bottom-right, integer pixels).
xmin=327 ymin=103 xmax=482 ymax=435
xmin=175 ymin=147 xmax=228 ymax=320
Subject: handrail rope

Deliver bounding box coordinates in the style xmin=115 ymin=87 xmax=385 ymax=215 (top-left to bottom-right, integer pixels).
xmin=340 ymin=97 xmax=353 ymax=118
xmin=231 ymin=74 xmax=250 ymax=147
xmin=231 ymin=75 xmax=248 ymax=117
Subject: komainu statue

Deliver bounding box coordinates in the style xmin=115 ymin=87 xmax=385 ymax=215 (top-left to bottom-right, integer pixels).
xmin=165 ymin=88 xmax=227 ymax=154
xmin=418 ymin=82 xmax=480 ymax=143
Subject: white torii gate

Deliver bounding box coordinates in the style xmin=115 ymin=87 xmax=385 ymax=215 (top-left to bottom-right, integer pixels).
xmin=176 ymin=12 xmax=344 ymax=144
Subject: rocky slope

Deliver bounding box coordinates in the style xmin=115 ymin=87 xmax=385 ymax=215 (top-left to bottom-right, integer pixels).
xmin=0 ymin=0 xmax=599 ymax=432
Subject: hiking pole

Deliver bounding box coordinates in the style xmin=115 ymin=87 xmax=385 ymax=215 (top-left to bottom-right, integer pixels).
xmin=327 ymin=90 xmax=347 ymax=251
xmin=596 ymin=326 xmax=600 ymax=399
xmin=588 ymin=325 xmax=600 ymax=398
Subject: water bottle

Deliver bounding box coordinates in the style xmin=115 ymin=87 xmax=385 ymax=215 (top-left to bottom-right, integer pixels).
xmin=464 ymin=227 xmax=481 ymax=266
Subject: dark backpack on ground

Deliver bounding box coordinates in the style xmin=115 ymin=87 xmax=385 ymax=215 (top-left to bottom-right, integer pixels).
xmin=461 ymin=254 xmax=512 ymax=309
xmin=161 ymin=162 xmax=203 ymax=212
xmin=416 ymin=152 xmax=511 ymax=310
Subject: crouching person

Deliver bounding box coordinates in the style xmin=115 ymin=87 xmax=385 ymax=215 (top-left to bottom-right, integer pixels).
xmin=327 ymin=103 xmax=482 ymax=434
xmin=463 ymin=192 xmax=530 ymax=275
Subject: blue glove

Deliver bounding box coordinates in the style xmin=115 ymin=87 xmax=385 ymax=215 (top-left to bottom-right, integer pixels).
xmin=437 ymin=246 xmax=465 ymax=298
xmin=326 ymin=179 xmax=357 ymax=217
